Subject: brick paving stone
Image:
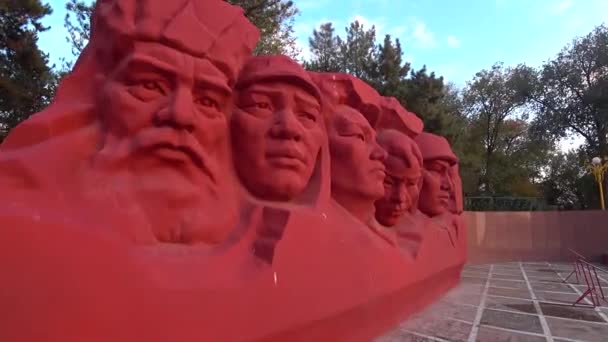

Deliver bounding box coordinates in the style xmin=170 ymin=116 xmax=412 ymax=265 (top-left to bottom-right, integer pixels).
xmin=484 ymin=296 xmax=538 ymax=314
xmin=539 ymin=302 xmax=605 ymax=322
xmin=403 ymin=317 xmax=472 ymax=342
xmin=572 ymin=285 xmax=608 ymax=293
xmin=375 ymin=329 xmax=439 ymax=341
xmin=492 ymin=273 xmax=526 ymax=281
xmin=529 ymin=281 xmax=575 ymax=293
xmin=492 ymin=267 xmax=523 ymax=273
xmin=462 ymin=272 xmax=490 ymax=280
xmin=546 ymin=316 xmax=608 ymax=342
xmin=475 ymin=326 xmax=546 ymax=342
xmin=480 ymin=308 xmax=544 ymax=334
xmin=525 ymin=276 xmax=564 ymax=284
xmin=461 ymin=276 xmax=487 ymax=285
xmin=379 ymin=262 xmax=608 ymax=342
xmin=534 ymin=291 xmax=582 ymax=304
xmin=488 ymin=287 xmax=533 ymax=300
xmin=410 ymin=300 xmax=478 ymax=323
xmin=490 ymin=279 xmax=529 ymax=290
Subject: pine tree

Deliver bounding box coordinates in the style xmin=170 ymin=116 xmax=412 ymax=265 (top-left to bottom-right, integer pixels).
xmin=375 ymin=34 xmax=409 ymax=96
xmin=62 ymin=0 xmax=302 ymax=64
xmin=305 ymin=22 xmax=341 ymax=72
xmin=339 ymin=20 xmax=378 ymax=82
xmin=228 ymin=0 xmax=301 ymax=59
xmin=0 ymin=0 xmax=57 ymax=142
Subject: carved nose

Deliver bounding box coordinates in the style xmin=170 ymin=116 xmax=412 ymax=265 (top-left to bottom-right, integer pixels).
xmin=391 ymin=183 xmax=409 ymax=205
xmin=391 ymin=189 xmax=406 ymax=204
xmin=440 ymin=175 xmax=453 ymax=191
xmin=270 ymin=109 xmax=302 ymax=141
xmin=370 ymin=141 xmax=387 ymax=162
xmin=156 ymin=88 xmax=195 ymax=132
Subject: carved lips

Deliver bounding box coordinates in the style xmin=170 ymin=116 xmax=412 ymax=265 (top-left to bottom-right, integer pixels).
xmin=135 ymin=128 xmax=216 ymax=183
xmin=265 ymin=145 xmax=306 ymax=170
xmin=371 ymin=163 xmax=387 ymax=181
xmin=438 ymin=192 xmax=451 ymax=207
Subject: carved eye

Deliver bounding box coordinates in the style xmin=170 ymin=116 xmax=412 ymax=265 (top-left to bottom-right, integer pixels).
xmin=128 ymin=78 xmax=169 ymax=101
xmin=142 ymin=80 xmax=162 ymax=92
xmin=255 ymin=102 xmax=271 ymax=110
xmin=300 ymin=112 xmax=317 ymax=122
xmin=196 ymin=96 xmax=219 ymax=109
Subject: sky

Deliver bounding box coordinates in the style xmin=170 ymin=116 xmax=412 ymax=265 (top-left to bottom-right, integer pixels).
xmin=39 ymin=0 xmax=608 ymax=87
xmin=37 ymin=0 xmax=608 ymax=150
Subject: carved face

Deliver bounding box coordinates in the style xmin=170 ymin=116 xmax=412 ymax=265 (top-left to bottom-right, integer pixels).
xmin=96 ymin=41 xmax=236 ymax=243
xmin=447 ymin=165 xmax=461 ymax=214
xmin=232 ymin=81 xmax=324 ymax=201
xmin=329 ymin=106 xmax=387 ymax=201
xmin=374 ymin=156 xmax=421 ymax=227
xmin=418 ymin=159 xmax=454 ymax=217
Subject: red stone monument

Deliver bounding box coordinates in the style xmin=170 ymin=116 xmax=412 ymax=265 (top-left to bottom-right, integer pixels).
xmin=0 ymin=1 xmax=466 ymax=341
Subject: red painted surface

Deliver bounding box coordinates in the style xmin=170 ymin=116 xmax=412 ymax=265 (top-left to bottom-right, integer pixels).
xmin=0 ymin=1 xmax=466 ymax=341
xmin=466 ymin=210 xmax=608 ymax=263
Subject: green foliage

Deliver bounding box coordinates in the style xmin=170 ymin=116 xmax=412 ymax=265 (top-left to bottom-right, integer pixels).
xmin=61 ymin=0 xmax=302 ymax=68
xmin=337 ymin=20 xmax=378 ymax=81
xmin=226 ymin=0 xmax=300 ymax=59
xmin=530 ymin=25 xmax=608 ymax=158
xmin=541 ymin=149 xmax=599 ymax=209
xmin=376 ymin=35 xmax=409 ymax=91
xmin=0 ymin=0 xmax=56 ymax=142
xmin=2 ymin=1 xmax=605 ymax=210
xmin=305 ymin=22 xmax=341 ymax=72
xmin=465 ymin=197 xmax=550 ymax=211
xmin=305 ymin=20 xmax=479 ymax=196
xmin=462 ymin=62 xmax=536 ymax=194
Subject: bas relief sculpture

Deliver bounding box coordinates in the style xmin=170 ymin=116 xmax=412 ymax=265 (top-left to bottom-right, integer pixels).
xmin=232 ymin=55 xmax=326 ymax=204
xmin=374 ymin=129 xmax=423 ymax=228
xmin=0 ymin=0 xmax=466 ymax=341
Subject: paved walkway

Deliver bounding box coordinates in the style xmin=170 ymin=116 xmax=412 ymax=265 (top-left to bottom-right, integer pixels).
xmin=378 ymin=262 xmax=608 ymax=342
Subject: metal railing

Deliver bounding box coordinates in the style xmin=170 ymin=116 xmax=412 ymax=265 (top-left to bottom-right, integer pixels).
xmin=465 ymin=196 xmax=552 ymax=211
xmin=563 ymin=248 xmax=607 ymax=308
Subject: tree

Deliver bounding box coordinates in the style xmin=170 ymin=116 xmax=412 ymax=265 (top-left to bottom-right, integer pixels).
xmin=227 ymin=0 xmax=300 ymax=58
xmin=0 ymin=0 xmax=57 ymax=142
xmin=305 ymin=22 xmax=341 ymax=72
xmin=62 ymin=0 xmax=302 ymax=66
xmin=374 ymin=34 xmax=409 ymax=96
xmin=403 ymin=66 xmax=450 ymax=133
xmin=338 ymin=20 xmax=378 ymax=82
xmin=530 ymin=25 xmax=608 ymax=159
xmin=462 ymin=62 xmax=531 ymax=194
xmin=64 ymin=0 xmax=91 ymax=57
xmin=542 ymin=149 xmax=598 ymax=209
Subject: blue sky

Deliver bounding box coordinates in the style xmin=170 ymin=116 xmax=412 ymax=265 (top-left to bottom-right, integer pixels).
xmin=40 ymin=0 xmax=608 ymax=87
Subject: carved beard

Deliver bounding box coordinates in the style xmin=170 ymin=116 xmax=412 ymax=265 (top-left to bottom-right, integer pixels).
xmin=84 ymin=134 xmax=237 ymax=245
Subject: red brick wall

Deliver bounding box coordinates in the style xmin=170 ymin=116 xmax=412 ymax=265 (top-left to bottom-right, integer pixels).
xmin=465 ymin=211 xmax=608 ymax=263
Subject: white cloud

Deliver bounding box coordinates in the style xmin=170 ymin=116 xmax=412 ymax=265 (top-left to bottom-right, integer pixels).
xmin=447 ymin=35 xmax=461 ymax=48
xmin=553 ymin=0 xmax=573 ymax=14
xmin=297 ymin=0 xmax=330 ymax=10
xmin=391 ymin=25 xmax=407 ymax=37
xmin=411 ymin=21 xmax=436 ymax=48
xmin=349 ymin=14 xmax=386 ymax=36
xmin=295 ymin=38 xmax=312 ymax=62
xmin=293 ymin=18 xmax=344 ymax=62
xmin=558 ymin=135 xmax=585 ymax=152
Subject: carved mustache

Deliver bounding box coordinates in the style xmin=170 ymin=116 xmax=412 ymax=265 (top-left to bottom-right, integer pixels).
xmin=133 ymin=127 xmax=216 ymax=183
xmin=265 ymin=144 xmax=307 ymax=164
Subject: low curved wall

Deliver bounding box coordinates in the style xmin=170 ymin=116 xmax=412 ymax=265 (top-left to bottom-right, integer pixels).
xmin=465 ymin=210 xmax=608 ymax=264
